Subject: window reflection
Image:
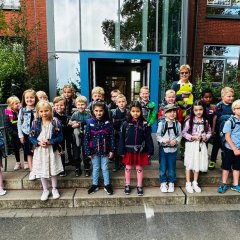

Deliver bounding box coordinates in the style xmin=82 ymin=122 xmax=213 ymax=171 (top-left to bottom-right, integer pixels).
xmin=0 ymin=0 xmax=20 ymax=9
xmin=56 ymin=53 xmax=80 ymax=94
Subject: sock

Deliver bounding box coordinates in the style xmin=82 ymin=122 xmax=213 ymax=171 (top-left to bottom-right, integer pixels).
xmin=41 ymin=178 xmax=48 ymax=190
xmin=136 ymin=165 xmax=143 ymax=187
xmin=125 ymin=165 xmax=132 ymax=185
xmin=51 ymin=175 xmax=58 ymax=190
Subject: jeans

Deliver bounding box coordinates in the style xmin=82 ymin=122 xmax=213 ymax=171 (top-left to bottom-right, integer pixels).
xmin=92 ymin=155 xmax=110 ymax=186
xmin=210 ymin=134 xmax=221 ymax=162
xmin=159 ymin=147 xmax=177 ymax=183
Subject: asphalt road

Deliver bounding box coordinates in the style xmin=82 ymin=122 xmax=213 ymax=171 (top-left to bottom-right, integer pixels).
xmin=0 ymin=210 xmax=239 ymax=240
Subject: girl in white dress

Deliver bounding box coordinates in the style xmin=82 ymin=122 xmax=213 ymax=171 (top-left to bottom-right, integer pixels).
xmin=30 ymin=101 xmax=63 ymax=201
xmin=182 ymin=100 xmax=211 ymax=193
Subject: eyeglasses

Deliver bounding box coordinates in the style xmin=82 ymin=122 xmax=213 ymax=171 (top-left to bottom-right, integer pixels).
xmin=180 ymin=72 xmax=189 ymax=75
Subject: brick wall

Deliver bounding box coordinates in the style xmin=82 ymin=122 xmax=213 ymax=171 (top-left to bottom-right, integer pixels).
xmin=188 ymin=0 xmax=240 ymax=81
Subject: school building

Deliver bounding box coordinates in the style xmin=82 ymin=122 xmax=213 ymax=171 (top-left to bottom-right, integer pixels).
xmin=1 ymin=0 xmax=240 ymax=105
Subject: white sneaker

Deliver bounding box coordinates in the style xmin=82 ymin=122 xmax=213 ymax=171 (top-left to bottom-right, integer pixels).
xmin=160 ymin=182 xmax=168 ymax=193
xmin=168 ymin=182 xmax=175 ymax=193
xmin=41 ymin=190 xmax=49 ymax=201
xmin=186 ymin=182 xmax=193 ymax=193
xmin=14 ymin=162 xmax=21 ymax=171
xmin=52 ymin=189 xmax=60 ymax=199
xmin=29 ymin=172 xmax=36 ymax=181
xmin=192 ymin=181 xmax=201 ymax=193
xmin=24 ymin=162 xmax=29 ymax=170
xmin=0 ymin=189 xmax=7 ymax=196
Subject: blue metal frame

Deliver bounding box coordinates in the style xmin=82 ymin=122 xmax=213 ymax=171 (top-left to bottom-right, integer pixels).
xmin=80 ymin=50 xmax=160 ymax=131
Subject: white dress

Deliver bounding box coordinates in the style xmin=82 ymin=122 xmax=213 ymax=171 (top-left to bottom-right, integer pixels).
xmin=184 ymin=123 xmax=208 ymax=172
xmin=32 ymin=123 xmax=63 ymax=178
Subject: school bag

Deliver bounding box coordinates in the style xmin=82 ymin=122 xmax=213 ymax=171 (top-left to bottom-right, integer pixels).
xmin=158 ymin=118 xmax=180 ymax=137
xmin=219 ymin=115 xmax=240 ymax=148
xmin=0 ymin=131 xmax=5 ymax=149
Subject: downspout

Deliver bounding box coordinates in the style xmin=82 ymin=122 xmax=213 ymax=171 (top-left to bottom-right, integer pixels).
xmin=33 ymin=0 xmax=40 ymax=67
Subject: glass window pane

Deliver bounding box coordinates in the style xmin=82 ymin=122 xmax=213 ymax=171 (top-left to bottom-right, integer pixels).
xmin=207 ymin=0 xmax=231 ymax=6
xmin=0 ymin=0 xmax=20 ymax=9
xmin=54 ymin=0 xmax=80 ymax=51
xmin=81 ymin=0 xmax=118 ymax=50
xmin=202 ymin=59 xmax=225 ymax=83
xmin=56 ymin=53 xmax=80 ymax=94
xmin=203 ymin=45 xmax=240 ymax=57
xmin=225 ymin=59 xmax=238 ymax=83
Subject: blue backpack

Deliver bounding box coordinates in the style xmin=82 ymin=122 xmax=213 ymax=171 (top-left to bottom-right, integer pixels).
xmin=219 ymin=115 xmax=240 ymax=147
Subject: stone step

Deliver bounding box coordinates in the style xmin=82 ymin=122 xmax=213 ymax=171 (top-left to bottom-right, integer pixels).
xmin=3 ymin=165 xmax=226 ymax=190
xmin=0 ymin=187 xmax=239 ymax=209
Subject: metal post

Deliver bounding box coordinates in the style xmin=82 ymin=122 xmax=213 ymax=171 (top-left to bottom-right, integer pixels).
xmin=180 ymin=0 xmax=188 ymax=65
xmin=142 ymin=0 xmax=148 ymax=51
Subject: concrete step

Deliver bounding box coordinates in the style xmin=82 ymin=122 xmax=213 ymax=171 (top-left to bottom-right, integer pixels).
xmin=0 ymin=187 xmax=239 ymax=209
xmin=3 ymin=165 xmax=226 ymax=190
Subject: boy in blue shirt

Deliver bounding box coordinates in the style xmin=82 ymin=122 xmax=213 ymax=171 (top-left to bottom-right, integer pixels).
xmin=218 ymin=99 xmax=240 ymax=193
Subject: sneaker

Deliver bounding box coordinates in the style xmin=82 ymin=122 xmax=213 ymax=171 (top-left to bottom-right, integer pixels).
xmin=218 ymin=184 xmax=228 ymax=194
xmin=29 ymin=171 xmax=36 ymax=181
xmin=88 ymin=185 xmax=99 ymax=194
xmin=137 ymin=186 xmax=144 ymax=196
xmin=104 ymin=184 xmax=114 ymax=195
xmin=40 ymin=190 xmax=49 ymax=201
xmin=208 ymin=161 xmax=215 ymax=170
xmin=231 ymin=185 xmax=240 ymax=193
xmin=59 ymin=171 xmax=67 ymax=177
xmin=75 ymin=168 xmax=82 ymax=177
xmin=85 ymin=170 xmax=90 ymax=177
xmin=186 ymin=182 xmax=193 ymax=193
xmin=24 ymin=162 xmax=29 ymax=170
xmin=124 ymin=185 xmax=131 ymax=195
xmin=52 ymin=189 xmax=60 ymax=199
xmin=192 ymin=181 xmax=201 ymax=193
xmin=0 ymin=189 xmax=6 ymax=196
xmin=168 ymin=182 xmax=175 ymax=193
xmin=14 ymin=162 xmax=21 ymax=171
xmin=160 ymin=182 xmax=168 ymax=193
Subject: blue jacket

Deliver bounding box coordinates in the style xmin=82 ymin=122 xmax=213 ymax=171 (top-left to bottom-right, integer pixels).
xmin=84 ymin=118 xmax=115 ymax=156
xmin=118 ymin=119 xmax=154 ymax=155
xmin=29 ymin=117 xmax=63 ymax=152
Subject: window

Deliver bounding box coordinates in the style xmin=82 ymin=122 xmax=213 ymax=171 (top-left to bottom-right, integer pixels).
xmin=206 ymin=0 xmax=240 ymax=19
xmin=202 ymin=45 xmax=239 ymax=84
xmin=0 ymin=0 xmax=20 ymax=10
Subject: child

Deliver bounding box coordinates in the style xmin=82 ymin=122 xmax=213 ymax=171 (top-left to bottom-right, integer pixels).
xmin=0 ymin=131 xmax=6 ymax=196
xmin=62 ymin=84 xmax=76 ymax=166
xmin=209 ymin=87 xmax=234 ymax=170
xmin=171 ymin=64 xmax=194 ymax=118
xmin=84 ymin=100 xmax=114 ymax=195
xmin=68 ymin=96 xmax=91 ymax=177
xmin=218 ymin=100 xmax=240 ymax=194
xmin=157 ymin=89 xmax=183 ymax=123
xmin=108 ymin=89 xmax=121 ymax=110
xmin=17 ymin=89 xmax=37 ymax=180
xmin=36 ymin=91 xmax=48 ymax=102
xmin=182 ymin=100 xmax=211 ymax=193
xmin=156 ymin=104 xmax=182 ymax=193
xmin=110 ymin=94 xmax=128 ymax=172
xmin=53 ymin=96 xmax=68 ymax=177
xmin=29 ymin=101 xmax=63 ymax=201
xmin=118 ymin=101 xmax=154 ymax=196
xmin=139 ymin=86 xmax=157 ymax=127
xmin=4 ymin=96 xmax=28 ymax=170
xmin=87 ymin=86 xmax=105 ymax=111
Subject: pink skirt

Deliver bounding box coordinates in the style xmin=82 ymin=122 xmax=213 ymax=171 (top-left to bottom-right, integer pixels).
xmin=122 ymin=152 xmax=149 ymax=166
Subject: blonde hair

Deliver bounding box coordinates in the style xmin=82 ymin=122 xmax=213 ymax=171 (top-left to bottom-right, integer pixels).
xmin=140 ymin=86 xmax=150 ymax=93
xmin=53 ymin=96 xmax=65 ymax=105
xmin=116 ymin=94 xmax=126 ymax=102
xmin=21 ymin=89 xmax=37 ymax=107
xmin=111 ymin=89 xmax=121 ymax=96
xmin=91 ymin=86 xmax=105 ymax=96
xmin=75 ymin=95 xmax=87 ymax=104
xmin=35 ymin=101 xmax=53 ymax=119
xmin=180 ymin=64 xmax=191 ymax=74
xmin=232 ymin=99 xmax=240 ymax=110
xmin=165 ymin=89 xmax=176 ymax=96
xmin=6 ymin=96 xmax=20 ymax=107
xmin=36 ymin=91 xmax=48 ymax=101
xmin=221 ymin=87 xmax=234 ymax=97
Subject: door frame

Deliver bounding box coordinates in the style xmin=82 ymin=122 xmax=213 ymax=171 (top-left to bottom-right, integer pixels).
xmin=80 ymin=50 xmax=160 ymax=106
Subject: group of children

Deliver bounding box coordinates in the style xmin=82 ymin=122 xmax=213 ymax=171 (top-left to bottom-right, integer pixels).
xmin=0 ymin=64 xmax=239 ymax=200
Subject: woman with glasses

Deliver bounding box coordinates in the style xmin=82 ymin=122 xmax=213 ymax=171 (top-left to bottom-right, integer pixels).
xmin=171 ymin=64 xmax=194 ymax=118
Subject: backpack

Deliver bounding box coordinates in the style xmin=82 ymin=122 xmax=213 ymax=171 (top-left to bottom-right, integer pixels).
xmin=0 ymin=131 xmax=5 ymax=149
xmin=219 ymin=115 xmax=240 ymax=147
xmin=159 ymin=118 xmax=179 ymax=137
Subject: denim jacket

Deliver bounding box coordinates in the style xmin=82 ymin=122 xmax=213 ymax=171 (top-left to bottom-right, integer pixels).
xmin=29 ymin=117 xmax=63 ymax=152
xmin=17 ymin=107 xmax=36 ymax=138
